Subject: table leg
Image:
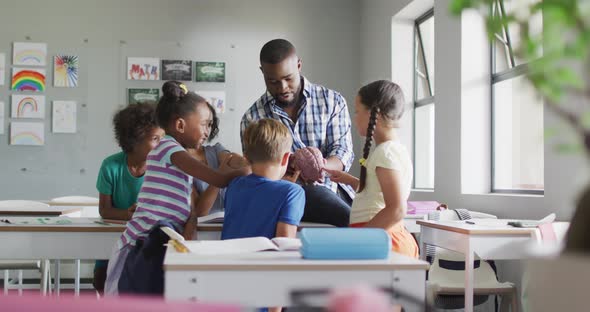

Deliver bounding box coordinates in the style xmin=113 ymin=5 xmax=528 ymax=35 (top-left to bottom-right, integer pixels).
xmin=419 ymin=230 xmax=427 ymax=261
xmin=74 ymin=259 xmax=80 ymax=296
xmin=18 ymin=270 xmax=23 ymax=296
xmin=4 ymin=270 xmax=8 ymax=295
xmin=55 ymin=260 xmax=61 ymax=296
xmin=464 ymin=249 xmax=475 ymax=312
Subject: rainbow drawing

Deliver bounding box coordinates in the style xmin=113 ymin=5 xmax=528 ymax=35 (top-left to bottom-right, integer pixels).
xmin=11 ymin=68 xmax=46 ymax=92
xmin=11 ymin=95 xmax=45 ymax=119
xmin=13 ymin=42 xmax=47 ymax=66
xmin=17 ymin=97 xmax=37 ymax=116
xmin=54 ymin=55 xmax=79 ymax=87
xmin=10 ymin=122 xmax=45 ymax=146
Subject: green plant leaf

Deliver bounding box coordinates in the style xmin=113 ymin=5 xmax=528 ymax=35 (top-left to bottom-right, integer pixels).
xmin=486 ymin=16 xmax=504 ymax=41
xmin=450 ymin=0 xmax=476 ymax=15
xmin=545 ymin=127 xmax=560 ymax=139
xmin=544 ymin=5 xmax=575 ymax=27
xmin=553 ymin=68 xmax=584 ymax=88
xmin=581 ymin=111 xmax=590 ymax=129
xmin=555 ymin=142 xmax=583 ymax=154
xmin=536 ymin=78 xmax=564 ymax=102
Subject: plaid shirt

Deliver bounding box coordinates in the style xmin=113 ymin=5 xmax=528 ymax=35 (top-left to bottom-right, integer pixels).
xmin=241 ymin=77 xmax=355 ymax=199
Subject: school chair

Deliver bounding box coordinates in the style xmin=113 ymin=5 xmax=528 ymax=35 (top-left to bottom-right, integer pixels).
xmin=425 ymin=209 xmax=518 ymax=311
xmin=1 ymin=260 xmax=51 ymax=296
xmin=426 ymin=248 xmax=518 ymax=311
xmin=0 ymin=200 xmax=52 ymax=295
xmin=48 ymin=196 xmax=99 ymax=295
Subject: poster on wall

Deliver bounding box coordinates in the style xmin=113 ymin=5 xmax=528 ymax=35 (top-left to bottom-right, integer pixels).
xmin=10 ymin=122 xmax=45 ymax=146
xmin=11 ymin=68 xmax=46 ymax=92
xmin=11 ymin=94 xmax=45 ymax=119
xmin=128 ymin=88 xmax=159 ymax=105
xmin=195 ymin=62 xmax=225 ymax=82
xmin=0 ymin=53 xmax=5 ymax=86
xmin=0 ymin=101 xmax=4 ymax=135
xmin=13 ymin=42 xmax=47 ymax=66
xmin=197 ymin=90 xmax=226 ymax=114
xmin=54 ymin=55 xmax=79 ymax=87
xmin=127 ymin=57 xmax=160 ymax=80
xmin=161 ymin=60 xmax=192 ymax=81
xmin=52 ymin=101 xmax=77 ymax=133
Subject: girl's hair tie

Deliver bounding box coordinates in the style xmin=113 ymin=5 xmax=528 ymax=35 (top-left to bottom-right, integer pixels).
xmin=179 ymin=83 xmax=188 ymax=95
xmin=359 ymin=158 xmax=367 ymax=167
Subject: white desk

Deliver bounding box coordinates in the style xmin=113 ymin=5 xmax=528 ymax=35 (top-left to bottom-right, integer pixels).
xmin=417 ymin=220 xmax=538 ymax=312
xmin=164 ymin=250 xmax=428 ymax=311
xmin=0 ymin=217 xmax=124 ymax=295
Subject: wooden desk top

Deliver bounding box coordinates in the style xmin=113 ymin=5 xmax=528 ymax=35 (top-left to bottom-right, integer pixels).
xmin=0 ymin=217 xmax=125 ymax=233
xmin=417 ymin=220 xmax=538 ymax=235
xmin=164 ymin=250 xmax=430 ymax=271
xmin=0 ymin=206 xmax=82 ymax=216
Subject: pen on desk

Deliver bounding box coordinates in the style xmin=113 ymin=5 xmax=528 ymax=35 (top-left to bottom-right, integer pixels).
xmin=94 ymin=220 xmax=110 ymax=226
xmin=465 ymin=220 xmax=476 ymax=225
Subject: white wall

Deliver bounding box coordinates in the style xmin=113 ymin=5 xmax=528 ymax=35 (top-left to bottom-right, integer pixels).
xmin=0 ymin=0 xmax=360 ymax=199
xmin=1 ymin=0 xmax=586 ymax=217
xmin=361 ymin=0 xmax=588 ymax=221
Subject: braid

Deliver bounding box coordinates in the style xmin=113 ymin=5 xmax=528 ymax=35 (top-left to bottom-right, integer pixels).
xmin=358 ymin=107 xmax=379 ymax=192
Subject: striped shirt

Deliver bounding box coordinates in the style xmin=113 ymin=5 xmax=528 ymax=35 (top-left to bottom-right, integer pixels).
xmin=240 ymin=77 xmax=355 ymax=199
xmin=118 ymin=135 xmax=192 ymax=248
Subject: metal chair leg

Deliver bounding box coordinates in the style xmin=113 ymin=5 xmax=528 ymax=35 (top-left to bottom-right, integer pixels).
xmin=3 ymin=270 xmax=9 ymax=295
xmin=74 ymin=259 xmax=80 ymax=296
xmin=54 ymin=260 xmax=61 ymax=296
xmin=18 ymin=270 xmax=23 ymax=296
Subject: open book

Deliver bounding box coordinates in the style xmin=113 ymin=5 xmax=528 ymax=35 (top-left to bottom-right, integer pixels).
xmin=197 ymin=211 xmax=224 ymax=224
xmin=161 ymin=226 xmax=301 ymax=255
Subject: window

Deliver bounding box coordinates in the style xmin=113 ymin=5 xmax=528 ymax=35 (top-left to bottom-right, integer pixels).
xmin=413 ymin=9 xmax=435 ymax=189
xmin=491 ymin=0 xmax=544 ymax=194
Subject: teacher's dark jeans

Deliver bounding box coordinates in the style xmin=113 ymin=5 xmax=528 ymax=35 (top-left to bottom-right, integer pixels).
xmin=301 ymin=184 xmax=352 ymax=227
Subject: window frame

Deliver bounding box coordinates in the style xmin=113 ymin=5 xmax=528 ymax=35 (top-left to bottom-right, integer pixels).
xmin=413 ymin=8 xmax=435 ymax=190
xmin=490 ymin=0 xmax=544 ymax=195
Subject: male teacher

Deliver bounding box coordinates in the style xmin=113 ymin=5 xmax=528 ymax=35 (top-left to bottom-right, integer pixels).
xmin=241 ymin=39 xmax=354 ymax=227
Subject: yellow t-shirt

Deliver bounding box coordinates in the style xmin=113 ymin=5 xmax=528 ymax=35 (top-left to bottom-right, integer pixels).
xmin=350 ymin=140 xmax=413 ymax=224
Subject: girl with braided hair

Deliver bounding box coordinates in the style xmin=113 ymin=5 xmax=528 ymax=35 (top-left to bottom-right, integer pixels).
xmin=325 ymin=80 xmax=418 ymax=258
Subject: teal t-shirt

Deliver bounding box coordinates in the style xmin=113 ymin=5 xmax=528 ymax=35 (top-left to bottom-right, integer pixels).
xmin=95 ymin=151 xmax=144 ymax=269
xmin=96 ymin=152 xmax=144 ymax=210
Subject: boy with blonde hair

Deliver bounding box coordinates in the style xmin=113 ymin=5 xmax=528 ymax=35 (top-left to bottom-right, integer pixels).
xmin=222 ymin=118 xmax=304 ymax=240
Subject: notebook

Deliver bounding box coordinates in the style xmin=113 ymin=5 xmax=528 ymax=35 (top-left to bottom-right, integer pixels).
xmin=197 ymin=211 xmax=224 ymax=224
xmin=161 ymin=226 xmax=301 ymax=255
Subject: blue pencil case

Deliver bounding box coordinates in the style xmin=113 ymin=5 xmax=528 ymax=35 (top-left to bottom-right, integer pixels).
xmin=299 ymin=228 xmax=391 ymax=260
